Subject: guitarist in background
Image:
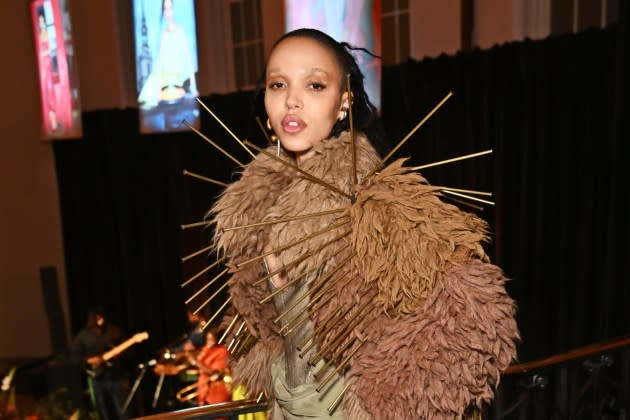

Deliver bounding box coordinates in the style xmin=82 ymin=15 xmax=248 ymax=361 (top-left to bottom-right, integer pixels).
xmin=70 ymin=304 xmax=130 ymax=420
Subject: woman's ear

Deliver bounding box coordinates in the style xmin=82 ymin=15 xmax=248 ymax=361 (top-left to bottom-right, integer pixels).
xmin=338 ymin=92 xmax=350 ymax=121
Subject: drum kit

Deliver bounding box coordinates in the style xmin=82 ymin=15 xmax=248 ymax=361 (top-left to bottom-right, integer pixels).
xmin=151 ymin=347 xmax=201 ymax=407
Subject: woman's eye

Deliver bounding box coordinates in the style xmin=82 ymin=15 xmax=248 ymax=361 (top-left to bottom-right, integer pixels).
xmin=268 ymin=82 xmax=284 ymax=89
xmin=309 ymin=82 xmax=326 ymax=90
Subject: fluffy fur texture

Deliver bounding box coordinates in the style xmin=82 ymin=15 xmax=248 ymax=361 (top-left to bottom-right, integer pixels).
xmin=210 ymin=131 xmax=519 ymax=419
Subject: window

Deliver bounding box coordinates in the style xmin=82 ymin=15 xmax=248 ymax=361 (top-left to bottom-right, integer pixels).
xmin=382 ymin=0 xmax=410 ymax=66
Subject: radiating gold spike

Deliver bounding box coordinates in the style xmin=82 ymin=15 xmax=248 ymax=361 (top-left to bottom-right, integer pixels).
xmin=237 ymin=219 xmax=349 ymax=269
xmin=183 ymin=121 xmax=244 ymax=167
xmin=280 ymin=287 xmax=338 ymax=336
xmin=253 ymin=230 xmax=351 ymax=287
xmin=436 ymin=187 xmax=492 ymax=197
xmin=185 ymin=267 xmax=229 ymax=304
xmin=364 ymin=92 xmax=454 ymax=180
xmin=278 ymin=272 xmax=347 ymax=336
xmin=316 ymin=337 xmax=368 ymax=393
xmin=260 ymin=264 xmax=321 ymax=305
xmin=274 ymin=252 xmax=353 ymax=324
xmin=328 ymin=383 xmax=350 ymax=414
xmin=441 ymin=195 xmax=484 ymax=211
xmin=298 ymin=307 xmax=351 ymax=357
xmin=193 ymin=281 xmax=230 ymax=315
xmin=279 ymin=271 xmax=352 ymax=335
xmin=224 ymin=209 xmax=345 ymax=233
xmin=181 ymin=244 xmax=215 ymax=263
xmin=309 ymin=298 xmax=375 ymax=366
xmin=440 ymin=189 xmax=495 ymax=206
xmin=180 ymin=220 xmax=214 ymax=230
xmin=201 ymin=295 xmax=232 ymax=329
xmin=280 ymin=310 xmax=311 ymax=337
xmin=196 ymin=98 xmax=256 ymax=159
xmin=244 ymin=141 xmax=353 ymax=200
xmin=182 ymin=169 xmax=229 ymax=188
xmin=180 ymin=258 xmax=225 ymax=288
xmin=227 ymin=321 xmax=247 ymax=352
xmin=218 ymin=313 xmax=239 ymax=344
xmin=314 ymin=336 xmax=357 ymax=378
xmin=345 ymin=74 xmax=357 ymax=186
xmin=255 ymin=117 xmax=271 ymax=143
xmin=411 ymin=149 xmax=493 ymax=171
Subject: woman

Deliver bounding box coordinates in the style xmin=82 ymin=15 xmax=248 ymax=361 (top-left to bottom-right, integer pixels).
xmin=196 ymin=329 xmax=231 ymax=407
xmin=211 ymin=28 xmax=519 ymax=419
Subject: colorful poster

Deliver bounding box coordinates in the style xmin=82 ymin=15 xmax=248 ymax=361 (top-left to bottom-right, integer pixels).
xmin=134 ymin=0 xmax=200 ymax=133
xmin=285 ymin=0 xmax=382 ymax=110
xmin=31 ymin=0 xmax=82 ymax=140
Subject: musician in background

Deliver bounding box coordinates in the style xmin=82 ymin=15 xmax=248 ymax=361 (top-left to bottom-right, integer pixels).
xmin=70 ymin=305 xmax=129 ymax=420
xmin=196 ymin=327 xmax=231 ymax=409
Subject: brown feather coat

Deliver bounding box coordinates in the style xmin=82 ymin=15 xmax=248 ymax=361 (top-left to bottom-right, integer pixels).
xmin=210 ymin=131 xmax=519 ymax=419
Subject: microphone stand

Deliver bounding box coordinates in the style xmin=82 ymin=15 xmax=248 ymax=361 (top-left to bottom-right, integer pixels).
xmin=121 ymin=359 xmax=155 ymax=415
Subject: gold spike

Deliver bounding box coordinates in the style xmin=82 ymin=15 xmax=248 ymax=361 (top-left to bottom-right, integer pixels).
xmin=309 ymin=298 xmax=375 ymax=366
xmin=255 ymin=117 xmax=271 ymax=143
xmin=345 ymin=74 xmax=357 ymax=186
xmin=185 ymin=267 xmax=229 ymax=304
xmin=218 ymin=313 xmax=239 ymax=344
xmin=316 ymin=337 xmax=368 ymax=393
xmin=260 ymin=264 xmax=321 ymax=305
xmin=436 ymin=187 xmax=492 ymax=197
xmin=441 ymin=195 xmax=484 ymax=211
xmin=227 ymin=321 xmax=247 ymax=352
xmin=274 ymin=253 xmax=353 ymax=324
xmin=253 ymin=230 xmax=351 ymax=287
xmin=224 ymin=209 xmax=346 ymax=233
xmin=328 ymin=383 xmax=350 ymax=414
xmin=180 ymin=258 xmax=225 ymax=288
xmin=196 ymin=98 xmax=256 ymax=159
xmin=182 ymin=169 xmax=229 ymax=188
xmin=279 ymin=271 xmax=352 ymax=335
xmin=314 ymin=336 xmax=357 ymax=378
xmin=280 ymin=285 xmax=339 ymax=336
xmin=180 ymin=220 xmax=214 ymax=230
xmin=441 ymin=189 xmax=495 ymax=206
xmin=412 ymin=149 xmax=492 ymax=171
xmin=193 ymin=279 xmax=230 ymax=314
xmin=181 ymin=244 xmax=215 ymax=263
xmin=244 ymin=141 xmax=352 ymax=200
xmin=201 ymin=295 xmax=232 ymax=329
xmin=280 ymin=309 xmax=313 ymax=337
xmin=237 ymin=219 xmax=349 ymax=269
xmin=364 ymin=92 xmax=454 ymax=180
xmin=183 ymin=120 xmax=244 ymax=167
xmin=298 ymin=307 xmax=351 ymax=357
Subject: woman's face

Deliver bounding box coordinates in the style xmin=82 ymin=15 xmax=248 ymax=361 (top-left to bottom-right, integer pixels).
xmin=264 ymin=36 xmax=348 ymax=164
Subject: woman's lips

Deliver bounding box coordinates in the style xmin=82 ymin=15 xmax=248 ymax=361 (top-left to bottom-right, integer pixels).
xmin=281 ymin=115 xmax=306 ymax=133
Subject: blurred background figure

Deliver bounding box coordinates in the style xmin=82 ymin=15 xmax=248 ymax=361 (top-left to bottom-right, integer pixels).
xmin=70 ymin=305 xmax=129 ymax=420
xmin=196 ymin=328 xmax=231 ymax=409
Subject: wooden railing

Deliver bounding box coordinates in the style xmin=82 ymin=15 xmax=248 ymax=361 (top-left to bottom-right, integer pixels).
xmin=504 ymin=334 xmax=630 ymax=375
xmin=132 ymin=399 xmax=269 ymax=420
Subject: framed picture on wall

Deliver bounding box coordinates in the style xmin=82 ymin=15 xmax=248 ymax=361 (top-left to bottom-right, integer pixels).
xmin=31 ymin=0 xmax=83 ymax=140
xmin=133 ymin=0 xmax=200 ymax=134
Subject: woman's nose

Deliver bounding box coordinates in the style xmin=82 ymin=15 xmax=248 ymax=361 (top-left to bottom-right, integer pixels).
xmin=285 ymin=89 xmax=302 ymax=110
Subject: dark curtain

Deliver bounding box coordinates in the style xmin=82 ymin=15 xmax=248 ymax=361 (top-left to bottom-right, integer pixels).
xmin=53 ymin=6 xmax=629 ymax=416
xmin=381 ymin=20 xmax=629 ymax=363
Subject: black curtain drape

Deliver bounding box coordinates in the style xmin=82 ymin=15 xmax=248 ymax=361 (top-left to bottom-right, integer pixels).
xmin=381 ymin=21 xmax=629 ymax=363
xmin=53 ymin=6 xmax=629 ymax=415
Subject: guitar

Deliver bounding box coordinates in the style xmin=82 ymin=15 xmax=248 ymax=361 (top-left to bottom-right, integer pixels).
xmin=86 ymin=331 xmax=149 ymax=377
